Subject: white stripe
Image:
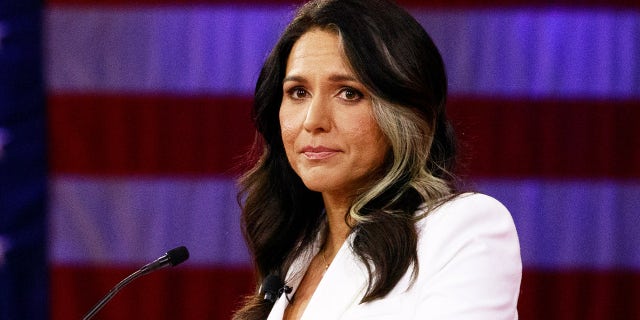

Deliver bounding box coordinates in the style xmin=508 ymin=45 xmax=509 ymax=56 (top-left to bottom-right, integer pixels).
xmin=45 ymin=5 xmax=294 ymax=95
xmin=49 ymin=175 xmax=250 ymax=265
xmin=416 ymin=8 xmax=640 ymax=99
xmin=46 ymin=6 xmax=640 ymax=98
xmin=475 ymin=179 xmax=640 ymax=269
xmin=51 ymin=175 xmax=640 ymax=269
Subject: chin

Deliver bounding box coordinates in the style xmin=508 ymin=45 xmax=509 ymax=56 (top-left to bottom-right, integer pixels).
xmin=302 ymin=182 xmax=329 ymax=193
xmin=301 ymin=178 xmax=337 ymax=193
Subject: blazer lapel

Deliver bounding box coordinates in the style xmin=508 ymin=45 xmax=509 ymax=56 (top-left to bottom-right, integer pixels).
xmin=267 ymin=246 xmax=316 ymax=320
xmin=301 ymin=235 xmax=368 ymax=320
xmin=267 ymin=232 xmax=369 ymax=320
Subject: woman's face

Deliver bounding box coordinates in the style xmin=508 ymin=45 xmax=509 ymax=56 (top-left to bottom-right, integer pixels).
xmin=279 ymin=29 xmax=390 ymax=197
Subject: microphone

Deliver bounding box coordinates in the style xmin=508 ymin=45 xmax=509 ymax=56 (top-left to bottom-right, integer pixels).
xmin=262 ymin=274 xmax=292 ymax=303
xmin=262 ymin=274 xmax=283 ymax=303
xmin=82 ymin=246 xmax=190 ymax=320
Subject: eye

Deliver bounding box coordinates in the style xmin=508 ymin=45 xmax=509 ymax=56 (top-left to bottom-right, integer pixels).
xmin=286 ymin=87 xmax=309 ymax=99
xmin=338 ymin=87 xmax=364 ymax=101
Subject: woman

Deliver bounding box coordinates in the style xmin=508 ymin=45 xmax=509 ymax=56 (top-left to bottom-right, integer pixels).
xmin=234 ymin=0 xmax=521 ymax=319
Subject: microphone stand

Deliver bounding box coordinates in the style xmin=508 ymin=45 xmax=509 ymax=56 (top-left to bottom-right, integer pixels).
xmin=82 ymin=267 xmax=149 ymax=320
xmin=82 ymin=246 xmax=189 ymax=320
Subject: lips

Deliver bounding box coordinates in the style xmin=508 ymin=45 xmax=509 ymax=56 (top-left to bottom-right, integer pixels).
xmin=300 ymin=146 xmax=340 ymax=160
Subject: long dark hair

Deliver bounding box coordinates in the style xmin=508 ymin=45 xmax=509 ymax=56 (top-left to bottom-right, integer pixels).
xmin=234 ymin=0 xmax=457 ymax=318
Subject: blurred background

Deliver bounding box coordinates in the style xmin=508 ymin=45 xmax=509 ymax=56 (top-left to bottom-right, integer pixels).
xmin=0 ymin=0 xmax=639 ymax=319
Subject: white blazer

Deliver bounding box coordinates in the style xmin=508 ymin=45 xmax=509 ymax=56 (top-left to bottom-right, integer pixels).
xmin=267 ymin=193 xmax=522 ymax=320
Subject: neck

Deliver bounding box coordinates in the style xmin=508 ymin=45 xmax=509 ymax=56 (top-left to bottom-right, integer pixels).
xmin=321 ymin=193 xmax=353 ymax=257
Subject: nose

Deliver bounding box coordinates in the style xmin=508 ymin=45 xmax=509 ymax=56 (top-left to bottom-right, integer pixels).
xmin=303 ymin=95 xmax=331 ymax=133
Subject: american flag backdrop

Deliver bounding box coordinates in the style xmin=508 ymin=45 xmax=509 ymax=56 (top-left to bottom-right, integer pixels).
xmin=0 ymin=0 xmax=639 ymax=319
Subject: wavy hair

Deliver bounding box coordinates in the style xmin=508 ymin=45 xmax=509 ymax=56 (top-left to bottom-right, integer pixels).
xmin=234 ymin=0 xmax=458 ymax=318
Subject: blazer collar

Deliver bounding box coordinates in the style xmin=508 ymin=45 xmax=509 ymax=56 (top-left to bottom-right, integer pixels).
xmin=268 ymin=231 xmax=369 ymax=320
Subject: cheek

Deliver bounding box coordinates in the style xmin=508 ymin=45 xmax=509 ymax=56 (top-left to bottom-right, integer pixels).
xmin=279 ymin=109 xmax=305 ymax=177
xmin=357 ymin=121 xmax=389 ymax=166
xmin=279 ymin=120 xmax=295 ymax=140
xmin=365 ymin=133 xmax=389 ymax=166
xmin=279 ymin=107 xmax=298 ymax=153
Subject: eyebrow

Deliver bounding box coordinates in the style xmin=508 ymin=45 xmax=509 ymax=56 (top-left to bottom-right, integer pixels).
xmin=282 ymin=73 xmax=360 ymax=84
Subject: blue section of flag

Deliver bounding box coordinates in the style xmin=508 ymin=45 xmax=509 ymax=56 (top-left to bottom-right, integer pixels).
xmin=0 ymin=0 xmax=47 ymax=319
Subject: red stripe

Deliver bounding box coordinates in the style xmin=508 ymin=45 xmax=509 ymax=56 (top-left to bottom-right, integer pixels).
xmin=51 ymin=265 xmax=255 ymax=319
xmin=449 ymin=96 xmax=640 ymax=179
xmin=51 ymin=265 xmax=640 ymax=319
xmin=45 ymin=0 xmax=640 ymax=10
xmin=519 ymin=269 xmax=640 ymax=319
xmin=49 ymin=94 xmax=640 ymax=178
xmin=48 ymin=94 xmax=257 ymax=177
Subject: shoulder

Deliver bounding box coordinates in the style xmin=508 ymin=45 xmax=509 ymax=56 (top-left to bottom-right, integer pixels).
xmin=414 ymin=192 xmax=521 ymax=281
xmin=417 ymin=192 xmax=516 ymax=236
xmin=406 ymin=193 xmax=521 ymax=317
xmin=339 ymin=193 xmax=521 ymax=319
xmin=342 ymin=193 xmax=522 ymax=319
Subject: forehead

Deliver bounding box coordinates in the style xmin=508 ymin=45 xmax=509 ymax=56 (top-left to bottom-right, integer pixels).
xmin=286 ymin=29 xmax=351 ymax=74
xmin=291 ymin=28 xmax=341 ymax=54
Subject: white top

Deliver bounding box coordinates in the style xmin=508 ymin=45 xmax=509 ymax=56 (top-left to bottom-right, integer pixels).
xmin=266 ymin=193 xmax=522 ymax=320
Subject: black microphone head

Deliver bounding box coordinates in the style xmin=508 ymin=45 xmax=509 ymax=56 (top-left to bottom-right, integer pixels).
xmin=166 ymin=246 xmax=189 ymax=266
xmin=262 ymin=274 xmax=284 ymax=303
